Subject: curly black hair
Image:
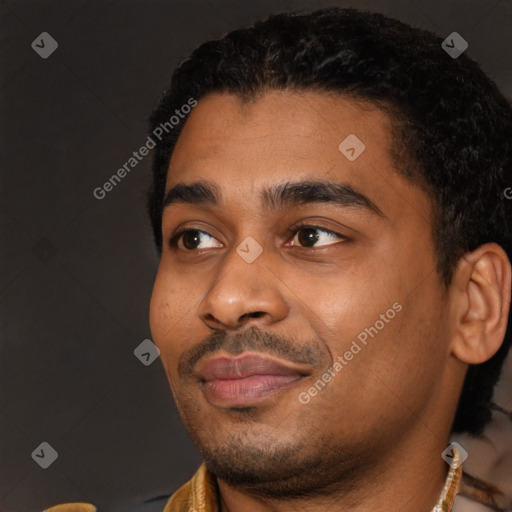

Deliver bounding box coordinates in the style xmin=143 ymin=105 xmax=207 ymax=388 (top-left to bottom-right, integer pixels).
xmin=147 ymin=7 xmax=512 ymax=436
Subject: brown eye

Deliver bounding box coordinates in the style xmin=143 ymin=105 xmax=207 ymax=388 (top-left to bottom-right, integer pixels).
xmin=182 ymin=230 xmax=201 ymax=250
xmin=170 ymin=229 xmax=223 ymax=251
xmin=297 ymin=227 xmax=320 ymax=247
xmin=288 ymin=225 xmax=345 ymax=248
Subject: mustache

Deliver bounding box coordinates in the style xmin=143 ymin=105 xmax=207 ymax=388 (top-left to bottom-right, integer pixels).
xmin=178 ymin=325 xmax=322 ymax=379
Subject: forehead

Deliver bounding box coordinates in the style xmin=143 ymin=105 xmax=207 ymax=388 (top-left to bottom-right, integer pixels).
xmin=168 ymin=91 xmax=393 ymax=182
xmin=164 ymin=90 xmax=431 ymax=224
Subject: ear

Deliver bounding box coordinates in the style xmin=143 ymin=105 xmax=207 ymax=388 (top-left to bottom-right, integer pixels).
xmin=449 ymin=243 xmax=511 ymax=364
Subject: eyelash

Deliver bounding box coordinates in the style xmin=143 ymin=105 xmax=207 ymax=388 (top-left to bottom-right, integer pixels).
xmin=287 ymin=222 xmax=346 ymax=243
xmin=169 ymin=223 xmax=347 ymax=250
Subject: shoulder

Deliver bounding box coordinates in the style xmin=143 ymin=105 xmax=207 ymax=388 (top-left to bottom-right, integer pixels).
xmin=42 ymin=504 xmax=97 ymax=512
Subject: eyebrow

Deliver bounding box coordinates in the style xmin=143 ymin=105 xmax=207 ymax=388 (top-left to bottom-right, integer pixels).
xmin=163 ymin=179 xmax=384 ymax=217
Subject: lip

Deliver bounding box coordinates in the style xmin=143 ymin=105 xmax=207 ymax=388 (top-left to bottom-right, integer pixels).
xmin=195 ymin=353 xmax=311 ymax=407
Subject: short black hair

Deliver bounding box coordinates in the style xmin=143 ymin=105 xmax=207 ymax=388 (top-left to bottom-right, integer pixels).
xmin=147 ymin=7 xmax=512 ymax=435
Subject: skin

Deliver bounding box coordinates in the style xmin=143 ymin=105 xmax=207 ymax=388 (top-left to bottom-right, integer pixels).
xmin=149 ymin=90 xmax=511 ymax=512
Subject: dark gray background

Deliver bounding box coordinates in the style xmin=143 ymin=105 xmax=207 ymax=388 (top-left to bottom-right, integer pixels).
xmin=1 ymin=1 xmax=511 ymax=511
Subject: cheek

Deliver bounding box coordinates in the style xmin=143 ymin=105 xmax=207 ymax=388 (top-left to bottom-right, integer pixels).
xmin=149 ymin=265 xmax=206 ymax=373
xmin=149 ymin=268 xmax=187 ymax=357
xmin=149 ymin=277 xmax=173 ymax=375
xmin=149 ymin=272 xmax=173 ymax=342
xmin=316 ymin=257 xmax=446 ymax=397
xmin=354 ymin=285 xmax=447 ymax=406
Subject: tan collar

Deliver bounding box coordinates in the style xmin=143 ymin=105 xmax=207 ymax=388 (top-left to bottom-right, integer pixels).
xmin=163 ymin=462 xmax=220 ymax=512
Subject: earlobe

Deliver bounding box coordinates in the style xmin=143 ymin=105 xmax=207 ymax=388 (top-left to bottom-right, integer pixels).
xmin=450 ymin=243 xmax=511 ymax=365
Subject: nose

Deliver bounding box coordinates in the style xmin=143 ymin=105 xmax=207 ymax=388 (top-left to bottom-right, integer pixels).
xmin=197 ymin=245 xmax=289 ymax=331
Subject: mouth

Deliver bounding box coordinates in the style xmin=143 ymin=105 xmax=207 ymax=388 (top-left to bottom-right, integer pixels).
xmin=195 ymin=353 xmax=312 ymax=408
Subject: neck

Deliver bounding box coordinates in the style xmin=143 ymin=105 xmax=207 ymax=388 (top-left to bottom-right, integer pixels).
xmin=217 ymin=439 xmax=450 ymax=512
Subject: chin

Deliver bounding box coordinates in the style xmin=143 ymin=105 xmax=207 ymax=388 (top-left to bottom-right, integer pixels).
xmin=193 ymin=432 xmax=365 ymax=499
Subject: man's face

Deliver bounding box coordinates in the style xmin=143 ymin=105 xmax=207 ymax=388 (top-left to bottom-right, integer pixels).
xmin=149 ymin=91 xmax=453 ymax=495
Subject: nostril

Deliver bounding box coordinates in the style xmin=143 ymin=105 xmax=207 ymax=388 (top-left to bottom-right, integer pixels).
xmin=242 ymin=311 xmax=265 ymax=320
